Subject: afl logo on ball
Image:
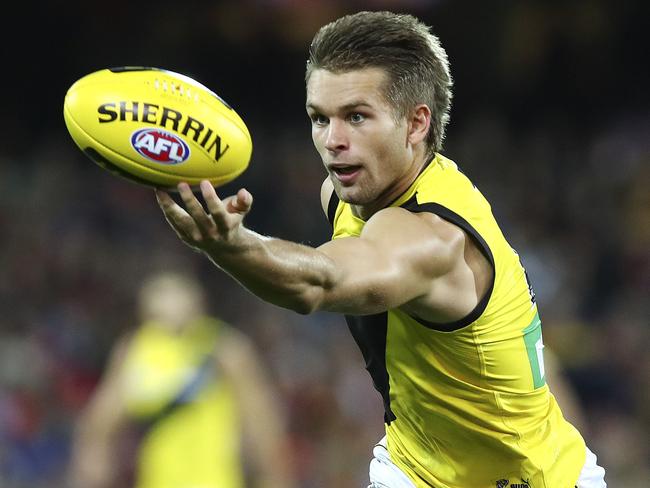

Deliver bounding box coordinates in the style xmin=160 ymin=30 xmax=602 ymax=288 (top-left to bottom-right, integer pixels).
xmin=131 ymin=128 xmax=190 ymax=164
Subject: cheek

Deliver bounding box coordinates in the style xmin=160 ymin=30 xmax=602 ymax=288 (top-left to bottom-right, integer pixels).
xmin=311 ymin=129 xmax=324 ymax=154
xmin=373 ymin=132 xmax=404 ymax=166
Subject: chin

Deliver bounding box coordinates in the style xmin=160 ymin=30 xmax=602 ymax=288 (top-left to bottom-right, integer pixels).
xmin=334 ymin=186 xmax=373 ymax=205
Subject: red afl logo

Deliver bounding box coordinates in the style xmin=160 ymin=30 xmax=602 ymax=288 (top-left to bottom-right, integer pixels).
xmin=131 ymin=128 xmax=190 ymax=164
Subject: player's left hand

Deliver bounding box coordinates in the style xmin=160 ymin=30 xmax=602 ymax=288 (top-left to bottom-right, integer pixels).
xmin=155 ymin=180 xmax=253 ymax=254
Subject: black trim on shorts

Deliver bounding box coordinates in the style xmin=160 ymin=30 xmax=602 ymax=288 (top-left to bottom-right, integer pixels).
xmin=400 ymin=196 xmax=495 ymax=332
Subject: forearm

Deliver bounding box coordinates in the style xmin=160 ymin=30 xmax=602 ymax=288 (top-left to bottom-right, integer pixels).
xmin=202 ymin=228 xmax=337 ymax=314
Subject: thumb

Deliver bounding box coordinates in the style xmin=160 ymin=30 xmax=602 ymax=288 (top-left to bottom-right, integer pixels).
xmin=227 ymin=188 xmax=253 ymax=214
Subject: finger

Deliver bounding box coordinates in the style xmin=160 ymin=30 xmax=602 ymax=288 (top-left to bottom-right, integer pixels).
xmin=155 ymin=188 xmax=175 ymax=209
xmin=154 ymin=189 xmax=197 ymax=239
xmin=199 ymin=180 xmax=226 ymax=217
xmin=228 ymin=188 xmax=253 ymax=214
xmin=177 ymin=182 xmax=214 ymax=230
xmin=156 ymin=189 xmax=191 ymax=220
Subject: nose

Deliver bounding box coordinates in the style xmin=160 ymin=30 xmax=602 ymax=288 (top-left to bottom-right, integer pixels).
xmin=324 ymin=119 xmax=348 ymax=152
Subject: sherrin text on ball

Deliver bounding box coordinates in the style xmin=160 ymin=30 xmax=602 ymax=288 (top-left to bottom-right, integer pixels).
xmin=63 ymin=67 xmax=252 ymax=189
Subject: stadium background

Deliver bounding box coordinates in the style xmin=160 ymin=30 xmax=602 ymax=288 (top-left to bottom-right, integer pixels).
xmin=0 ymin=0 xmax=648 ymax=486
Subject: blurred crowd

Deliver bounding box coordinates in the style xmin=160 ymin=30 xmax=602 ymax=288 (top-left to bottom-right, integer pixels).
xmin=1 ymin=0 xmax=648 ymax=487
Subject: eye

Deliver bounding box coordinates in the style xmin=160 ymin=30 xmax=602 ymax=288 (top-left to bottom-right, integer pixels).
xmin=349 ymin=113 xmax=365 ymax=124
xmin=310 ymin=113 xmax=329 ymax=126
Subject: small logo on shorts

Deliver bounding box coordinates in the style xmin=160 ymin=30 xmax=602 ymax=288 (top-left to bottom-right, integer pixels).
xmin=511 ymin=480 xmax=530 ymax=488
xmin=496 ymin=477 xmax=530 ymax=488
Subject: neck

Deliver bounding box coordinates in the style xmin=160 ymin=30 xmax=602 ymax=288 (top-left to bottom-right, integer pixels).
xmin=352 ymin=153 xmax=431 ymax=220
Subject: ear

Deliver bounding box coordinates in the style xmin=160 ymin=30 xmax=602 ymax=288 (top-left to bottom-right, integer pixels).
xmin=407 ymin=104 xmax=431 ymax=146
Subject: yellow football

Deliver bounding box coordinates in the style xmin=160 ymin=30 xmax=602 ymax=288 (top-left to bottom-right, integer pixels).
xmin=63 ymin=67 xmax=252 ymax=189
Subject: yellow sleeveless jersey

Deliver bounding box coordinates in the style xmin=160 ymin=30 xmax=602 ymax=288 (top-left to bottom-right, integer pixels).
xmin=120 ymin=318 xmax=245 ymax=488
xmin=328 ymin=154 xmax=585 ymax=488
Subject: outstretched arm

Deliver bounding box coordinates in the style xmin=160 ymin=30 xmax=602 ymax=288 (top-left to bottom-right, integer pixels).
xmin=156 ymin=180 xmax=486 ymax=319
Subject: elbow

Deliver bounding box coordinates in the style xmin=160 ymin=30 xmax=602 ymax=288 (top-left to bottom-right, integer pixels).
xmin=290 ymin=291 xmax=321 ymax=315
xmin=286 ymin=284 xmax=328 ymax=315
xmin=252 ymin=282 xmax=325 ymax=315
xmin=280 ymin=262 xmax=338 ymax=315
xmin=293 ymin=303 xmax=316 ymax=315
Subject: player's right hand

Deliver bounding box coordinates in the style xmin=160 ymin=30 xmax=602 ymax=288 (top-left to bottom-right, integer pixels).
xmin=155 ymin=180 xmax=253 ymax=254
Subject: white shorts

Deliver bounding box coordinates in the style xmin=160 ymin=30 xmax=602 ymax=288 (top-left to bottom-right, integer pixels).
xmin=575 ymin=446 xmax=607 ymax=488
xmin=367 ymin=437 xmax=606 ymax=488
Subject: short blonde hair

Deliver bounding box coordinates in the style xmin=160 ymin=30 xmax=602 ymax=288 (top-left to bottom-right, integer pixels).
xmin=306 ymin=11 xmax=453 ymax=156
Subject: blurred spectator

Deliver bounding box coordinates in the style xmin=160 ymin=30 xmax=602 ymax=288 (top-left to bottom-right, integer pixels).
xmin=67 ymin=271 xmax=294 ymax=488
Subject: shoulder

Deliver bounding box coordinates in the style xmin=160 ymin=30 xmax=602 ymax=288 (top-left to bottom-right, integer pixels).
xmin=320 ymin=177 xmax=338 ymax=224
xmin=109 ymin=331 xmax=136 ymax=370
xmin=320 ymin=177 xmax=334 ymax=213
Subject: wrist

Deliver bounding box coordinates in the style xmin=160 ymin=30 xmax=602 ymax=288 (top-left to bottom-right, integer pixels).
xmin=201 ymin=226 xmax=257 ymax=257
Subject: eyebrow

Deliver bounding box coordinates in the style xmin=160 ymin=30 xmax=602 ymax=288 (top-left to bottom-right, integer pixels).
xmin=306 ymin=100 xmax=374 ymax=112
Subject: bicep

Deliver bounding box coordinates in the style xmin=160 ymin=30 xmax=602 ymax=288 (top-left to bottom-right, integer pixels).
xmin=315 ymin=208 xmax=459 ymax=314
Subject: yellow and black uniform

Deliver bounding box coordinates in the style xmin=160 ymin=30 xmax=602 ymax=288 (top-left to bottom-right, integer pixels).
xmin=327 ymin=154 xmax=586 ymax=488
xmin=120 ymin=318 xmax=245 ymax=488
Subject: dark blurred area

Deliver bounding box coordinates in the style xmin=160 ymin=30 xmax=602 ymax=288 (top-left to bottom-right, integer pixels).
xmin=0 ymin=0 xmax=648 ymax=486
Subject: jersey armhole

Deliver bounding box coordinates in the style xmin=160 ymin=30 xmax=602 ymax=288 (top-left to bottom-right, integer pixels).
xmin=400 ymin=195 xmax=496 ymax=332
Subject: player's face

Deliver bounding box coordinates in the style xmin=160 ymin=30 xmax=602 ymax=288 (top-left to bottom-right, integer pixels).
xmin=307 ymin=68 xmax=421 ymax=215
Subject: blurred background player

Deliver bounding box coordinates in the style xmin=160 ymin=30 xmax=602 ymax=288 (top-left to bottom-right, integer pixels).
xmin=68 ymin=270 xmax=294 ymax=488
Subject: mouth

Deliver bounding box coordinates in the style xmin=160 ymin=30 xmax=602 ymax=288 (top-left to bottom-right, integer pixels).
xmin=329 ymin=164 xmax=362 ymax=185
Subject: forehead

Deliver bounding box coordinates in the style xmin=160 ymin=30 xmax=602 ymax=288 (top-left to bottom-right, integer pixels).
xmin=306 ymin=67 xmax=391 ymax=111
